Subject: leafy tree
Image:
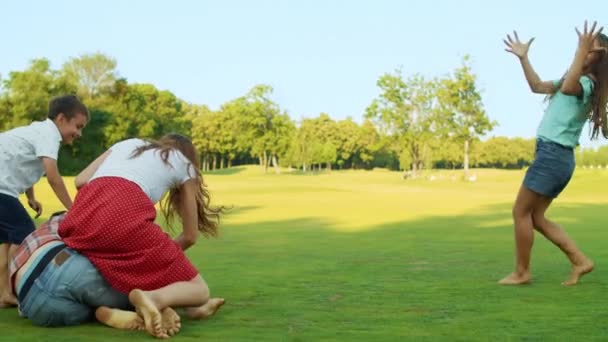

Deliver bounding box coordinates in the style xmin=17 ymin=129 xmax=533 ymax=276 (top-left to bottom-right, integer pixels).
xmin=437 ymin=56 xmax=496 ymax=177
xmin=62 ymin=53 xmax=118 ymax=100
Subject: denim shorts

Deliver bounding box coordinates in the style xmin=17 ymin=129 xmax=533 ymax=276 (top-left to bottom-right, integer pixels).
xmin=18 ymin=246 xmax=130 ymax=327
xmin=0 ymin=193 xmax=35 ymax=244
xmin=523 ymin=139 xmax=575 ymax=198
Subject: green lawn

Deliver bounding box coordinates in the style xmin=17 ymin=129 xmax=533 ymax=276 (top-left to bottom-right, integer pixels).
xmin=2 ymin=166 xmax=608 ymax=341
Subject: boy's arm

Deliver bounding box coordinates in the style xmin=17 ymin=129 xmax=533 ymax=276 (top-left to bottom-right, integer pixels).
xmin=75 ymin=150 xmax=111 ymax=190
xmin=25 ymin=187 xmax=42 ymax=218
xmin=41 ymin=157 xmax=72 ymax=210
xmin=174 ymin=179 xmax=200 ymax=251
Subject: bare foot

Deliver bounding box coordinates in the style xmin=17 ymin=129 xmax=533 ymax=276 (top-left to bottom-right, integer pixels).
xmin=0 ymin=293 xmax=17 ymax=308
xmin=95 ymin=306 xmax=145 ymax=330
xmin=161 ymin=307 xmax=181 ymax=337
xmin=562 ymin=258 xmax=594 ymax=286
xmin=186 ymin=298 xmax=225 ymax=320
xmin=128 ymin=289 xmax=167 ymax=339
xmin=498 ymin=272 xmax=531 ymax=285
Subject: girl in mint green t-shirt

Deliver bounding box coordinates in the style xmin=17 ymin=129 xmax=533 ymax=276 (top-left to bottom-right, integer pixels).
xmin=499 ymin=21 xmax=608 ymax=286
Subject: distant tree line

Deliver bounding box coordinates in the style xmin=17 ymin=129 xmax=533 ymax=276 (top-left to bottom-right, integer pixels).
xmin=1 ymin=53 xmax=602 ymax=176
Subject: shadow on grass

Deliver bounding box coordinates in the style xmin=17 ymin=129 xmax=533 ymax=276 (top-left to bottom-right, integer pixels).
xmin=3 ymin=201 xmax=607 ymax=341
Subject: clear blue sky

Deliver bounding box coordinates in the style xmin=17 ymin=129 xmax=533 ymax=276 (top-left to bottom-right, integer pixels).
xmin=1 ymin=0 xmax=606 ymax=147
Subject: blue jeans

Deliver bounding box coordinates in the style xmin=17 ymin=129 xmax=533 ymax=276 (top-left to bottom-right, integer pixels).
xmin=18 ymin=247 xmax=131 ymax=327
xmin=523 ymin=139 xmax=575 ymax=198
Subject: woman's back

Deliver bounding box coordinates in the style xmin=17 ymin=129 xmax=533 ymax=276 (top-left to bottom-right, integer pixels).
xmin=90 ymin=138 xmax=195 ymax=204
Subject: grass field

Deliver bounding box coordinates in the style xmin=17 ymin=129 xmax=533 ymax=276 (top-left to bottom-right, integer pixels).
xmin=2 ymin=166 xmax=608 ymax=341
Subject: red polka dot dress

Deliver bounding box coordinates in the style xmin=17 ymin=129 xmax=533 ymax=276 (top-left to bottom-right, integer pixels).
xmin=58 ymin=177 xmax=198 ymax=293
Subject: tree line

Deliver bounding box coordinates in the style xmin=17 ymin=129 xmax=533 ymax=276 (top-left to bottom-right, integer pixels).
xmin=1 ymin=53 xmax=603 ymax=176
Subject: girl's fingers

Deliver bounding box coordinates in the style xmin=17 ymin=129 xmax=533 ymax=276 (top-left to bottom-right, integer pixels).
xmin=527 ymin=37 xmax=535 ymax=46
xmin=592 ymin=26 xmax=604 ymax=39
xmin=589 ymin=21 xmax=597 ymax=34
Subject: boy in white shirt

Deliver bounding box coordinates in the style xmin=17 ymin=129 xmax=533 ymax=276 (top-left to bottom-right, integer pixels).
xmin=0 ymin=94 xmax=89 ymax=307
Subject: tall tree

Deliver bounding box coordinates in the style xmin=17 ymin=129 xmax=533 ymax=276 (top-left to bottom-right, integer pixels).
xmin=62 ymin=53 xmax=118 ymax=100
xmin=366 ymin=71 xmax=441 ymax=176
xmin=268 ymin=112 xmax=296 ymax=173
xmin=188 ymin=104 xmax=217 ymax=171
xmin=237 ymin=84 xmax=293 ymax=173
xmin=437 ymin=56 xmax=496 ymax=178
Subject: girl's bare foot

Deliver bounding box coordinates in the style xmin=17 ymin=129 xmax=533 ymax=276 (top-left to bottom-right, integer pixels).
xmin=562 ymin=258 xmax=594 ymax=286
xmin=129 ymin=289 xmax=167 ymax=339
xmin=498 ymin=272 xmax=531 ymax=285
xmin=161 ymin=307 xmax=181 ymax=337
xmin=186 ymin=298 xmax=225 ymax=319
xmin=95 ymin=306 xmax=145 ymax=330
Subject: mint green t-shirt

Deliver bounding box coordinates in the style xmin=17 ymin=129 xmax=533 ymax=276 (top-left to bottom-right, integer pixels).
xmin=536 ymin=75 xmax=595 ymax=147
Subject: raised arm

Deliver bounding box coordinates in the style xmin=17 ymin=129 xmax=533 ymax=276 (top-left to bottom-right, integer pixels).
xmin=561 ymin=21 xmax=604 ymax=96
xmin=504 ymin=31 xmax=556 ymax=94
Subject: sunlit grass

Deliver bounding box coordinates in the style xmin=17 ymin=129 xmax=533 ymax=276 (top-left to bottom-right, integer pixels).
xmin=3 ymin=166 xmax=608 ymax=340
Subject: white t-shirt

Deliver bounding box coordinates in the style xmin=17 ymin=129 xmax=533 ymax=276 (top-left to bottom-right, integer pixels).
xmin=0 ymin=119 xmax=62 ymax=198
xmin=90 ymin=138 xmax=197 ymax=203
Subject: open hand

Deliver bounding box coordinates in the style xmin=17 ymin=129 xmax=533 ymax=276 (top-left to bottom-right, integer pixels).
xmin=504 ymin=31 xmax=535 ymax=59
xmin=576 ymin=20 xmax=604 ymax=53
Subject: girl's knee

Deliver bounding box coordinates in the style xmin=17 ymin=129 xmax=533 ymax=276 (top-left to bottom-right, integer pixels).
xmin=531 ymin=214 xmax=546 ymax=231
xmin=512 ymin=205 xmax=532 ymax=221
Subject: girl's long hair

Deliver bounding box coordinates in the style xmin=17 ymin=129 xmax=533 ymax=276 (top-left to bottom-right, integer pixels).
xmin=590 ymin=33 xmax=608 ymax=138
xmin=131 ymin=133 xmax=225 ymax=237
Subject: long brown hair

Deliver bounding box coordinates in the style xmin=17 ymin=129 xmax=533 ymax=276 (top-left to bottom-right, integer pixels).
xmin=131 ymin=133 xmax=225 ymax=237
xmin=590 ymin=33 xmax=608 ymax=138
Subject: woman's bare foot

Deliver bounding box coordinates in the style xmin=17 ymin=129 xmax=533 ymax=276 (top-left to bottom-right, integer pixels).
xmin=95 ymin=306 xmax=145 ymax=330
xmin=498 ymin=272 xmax=531 ymax=285
xmin=562 ymin=258 xmax=594 ymax=286
xmin=0 ymin=292 xmax=17 ymax=308
xmin=186 ymin=298 xmax=225 ymax=319
xmin=161 ymin=307 xmax=181 ymax=337
xmin=129 ymin=289 xmax=167 ymax=339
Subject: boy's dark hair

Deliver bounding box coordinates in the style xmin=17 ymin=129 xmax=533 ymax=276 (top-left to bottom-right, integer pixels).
xmin=48 ymin=95 xmax=89 ymax=121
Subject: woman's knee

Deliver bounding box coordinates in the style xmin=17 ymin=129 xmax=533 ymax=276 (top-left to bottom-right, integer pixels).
xmin=190 ymin=274 xmax=210 ymax=302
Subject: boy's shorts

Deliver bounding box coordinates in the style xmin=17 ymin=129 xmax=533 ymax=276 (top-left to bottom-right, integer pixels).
xmin=0 ymin=193 xmax=36 ymax=244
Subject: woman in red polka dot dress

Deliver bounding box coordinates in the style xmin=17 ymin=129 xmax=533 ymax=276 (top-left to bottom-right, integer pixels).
xmin=58 ymin=133 xmax=225 ymax=337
